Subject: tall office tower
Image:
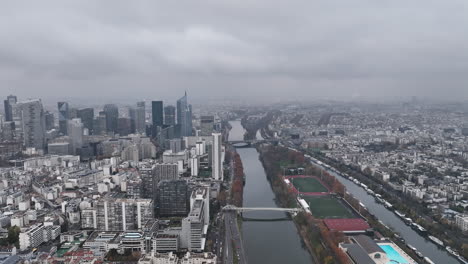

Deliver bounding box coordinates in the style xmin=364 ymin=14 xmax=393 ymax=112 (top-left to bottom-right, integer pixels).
xmin=152 ymin=163 xmax=179 ymax=183
xmin=96 ymin=197 xmax=153 ymax=231
xmin=128 ymin=107 xmax=136 ymax=133
xmin=67 ymin=118 xmax=83 ymax=155
xmin=212 ymin=133 xmax=223 ymax=180
xmin=152 ymin=101 xmax=164 ymax=127
xmin=177 ymin=92 xmax=193 ymax=137
xmin=44 ymin=111 xmax=55 ymax=131
xmin=117 ymin=117 xmax=132 ymax=136
xmin=13 ymin=99 xmax=46 ymax=150
xmin=164 ymin=105 xmax=176 ymax=126
xmin=77 ymin=108 xmax=94 ymax=134
xmin=57 ymin=102 xmax=69 ymax=135
xmin=157 ymin=180 xmax=189 ymax=216
xmin=135 ymin=102 xmax=146 ymax=134
xmin=200 ymin=116 xmax=215 ymax=136
xmin=103 ymin=104 xmax=119 ymax=134
xmin=93 ymin=112 xmax=107 ymax=135
xmin=3 ymin=95 xmax=17 ymax=122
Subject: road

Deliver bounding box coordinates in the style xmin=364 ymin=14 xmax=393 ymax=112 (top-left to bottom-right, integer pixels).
xmin=222 ymin=146 xmax=247 ymax=264
xmin=223 ymin=211 xmax=247 ymax=264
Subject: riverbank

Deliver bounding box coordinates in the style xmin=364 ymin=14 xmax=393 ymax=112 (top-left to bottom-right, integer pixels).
xmin=306 ymin=150 xmax=466 ymax=263
xmin=257 ymin=144 xmax=348 ymax=264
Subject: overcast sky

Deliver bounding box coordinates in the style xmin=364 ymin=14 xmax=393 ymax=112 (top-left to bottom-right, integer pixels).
xmin=1 ymin=0 xmax=467 ymax=103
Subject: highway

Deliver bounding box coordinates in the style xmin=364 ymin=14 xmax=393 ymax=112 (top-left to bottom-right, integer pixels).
xmin=223 ymin=211 xmax=247 ymax=264
xmin=222 ymin=145 xmax=248 ymax=264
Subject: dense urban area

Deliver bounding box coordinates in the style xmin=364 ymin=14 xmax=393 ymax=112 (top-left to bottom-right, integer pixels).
xmin=0 ymin=95 xmax=468 ymax=264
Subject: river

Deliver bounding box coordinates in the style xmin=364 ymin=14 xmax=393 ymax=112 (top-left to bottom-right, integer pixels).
xmin=308 ymin=159 xmax=461 ymax=264
xmin=229 ymin=120 xmax=313 ymax=264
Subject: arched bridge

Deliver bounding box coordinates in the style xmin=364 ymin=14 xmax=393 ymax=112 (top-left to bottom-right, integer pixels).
xmin=222 ymin=205 xmax=302 ymax=213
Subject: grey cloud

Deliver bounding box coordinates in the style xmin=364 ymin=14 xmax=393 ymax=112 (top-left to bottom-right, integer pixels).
xmin=0 ymin=0 xmax=467 ymax=101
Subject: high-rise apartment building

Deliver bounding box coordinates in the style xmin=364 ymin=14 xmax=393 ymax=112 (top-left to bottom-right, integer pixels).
xmin=13 ymin=99 xmax=46 ymax=149
xmin=190 ymin=157 xmax=199 ymax=177
xmin=57 ymin=102 xmax=69 ymax=135
xmin=157 ymin=180 xmax=189 ymax=216
xmin=81 ymin=208 xmax=97 ymax=229
xmin=3 ymin=95 xmax=17 ymax=122
xmin=139 ymin=166 xmax=154 ymax=199
xmin=96 ymin=197 xmax=153 ymax=231
xmin=211 ymin=133 xmax=223 ymax=180
xmin=103 ymin=104 xmax=119 ymax=134
xmin=152 ymin=163 xmax=179 ymax=183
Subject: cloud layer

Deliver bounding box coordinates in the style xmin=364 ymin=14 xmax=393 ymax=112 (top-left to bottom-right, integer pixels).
xmin=1 ymin=0 xmax=467 ymax=102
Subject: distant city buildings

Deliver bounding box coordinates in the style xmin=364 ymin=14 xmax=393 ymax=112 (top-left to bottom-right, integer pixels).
xmin=0 ymin=93 xmax=224 ymax=260
xmin=164 ymin=105 xmax=176 ymax=126
xmin=3 ymin=95 xmax=17 ymax=122
xmin=177 ymin=92 xmax=193 ymax=137
xmin=130 ymin=101 xmax=146 ymax=134
xmin=67 ymin=118 xmax=84 ymax=154
xmin=57 ymin=101 xmax=69 ymax=135
xmin=103 ymin=104 xmax=119 ymax=134
xmin=13 ymin=99 xmax=46 ymax=150
xmin=77 ymin=108 xmax=94 ymax=134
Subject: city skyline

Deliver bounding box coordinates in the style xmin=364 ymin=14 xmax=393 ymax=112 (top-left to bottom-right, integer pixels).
xmin=1 ymin=1 xmax=468 ymax=264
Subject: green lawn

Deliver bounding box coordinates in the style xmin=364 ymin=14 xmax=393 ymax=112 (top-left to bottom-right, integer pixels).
xmin=291 ymin=177 xmax=329 ymax=193
xmin=303 ymin=196 xmax=356 ymax=219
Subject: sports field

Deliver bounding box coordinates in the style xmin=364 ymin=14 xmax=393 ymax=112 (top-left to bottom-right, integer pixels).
xmin=303 ymin=196 xmax=356 ymax=219
xmin=290 ymin=177 xmax=329 ymax=193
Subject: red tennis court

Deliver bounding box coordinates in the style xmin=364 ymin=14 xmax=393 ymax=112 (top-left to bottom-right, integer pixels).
xmin=324 ymin=218 xmax=370 ymax=232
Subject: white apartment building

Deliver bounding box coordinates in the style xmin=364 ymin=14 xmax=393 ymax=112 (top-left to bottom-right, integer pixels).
xmin=456 ymin=215 xmax=468 ymax=232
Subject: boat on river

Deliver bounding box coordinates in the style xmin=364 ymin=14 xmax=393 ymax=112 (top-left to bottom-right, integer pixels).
xmin=428 ymin=235 xmax=444 ymax=247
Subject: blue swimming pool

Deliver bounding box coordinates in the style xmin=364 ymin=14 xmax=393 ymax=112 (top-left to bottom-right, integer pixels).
xmin=379 ymin=244 xmax=409 ymax=264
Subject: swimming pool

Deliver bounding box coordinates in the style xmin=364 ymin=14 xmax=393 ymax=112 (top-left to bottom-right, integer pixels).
xmin=379 ymin=244 xmax=409 ymax=264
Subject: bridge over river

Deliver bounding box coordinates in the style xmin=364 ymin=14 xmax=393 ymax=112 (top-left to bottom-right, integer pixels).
xmin=222 ymin=205 xmax=302 ymax=214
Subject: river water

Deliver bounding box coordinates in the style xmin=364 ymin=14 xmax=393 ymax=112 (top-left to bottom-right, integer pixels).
xmin=308 ymin=160 xmax=460 ymax=264
xmin=229 ymin=120 xmax=313 ymax=264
